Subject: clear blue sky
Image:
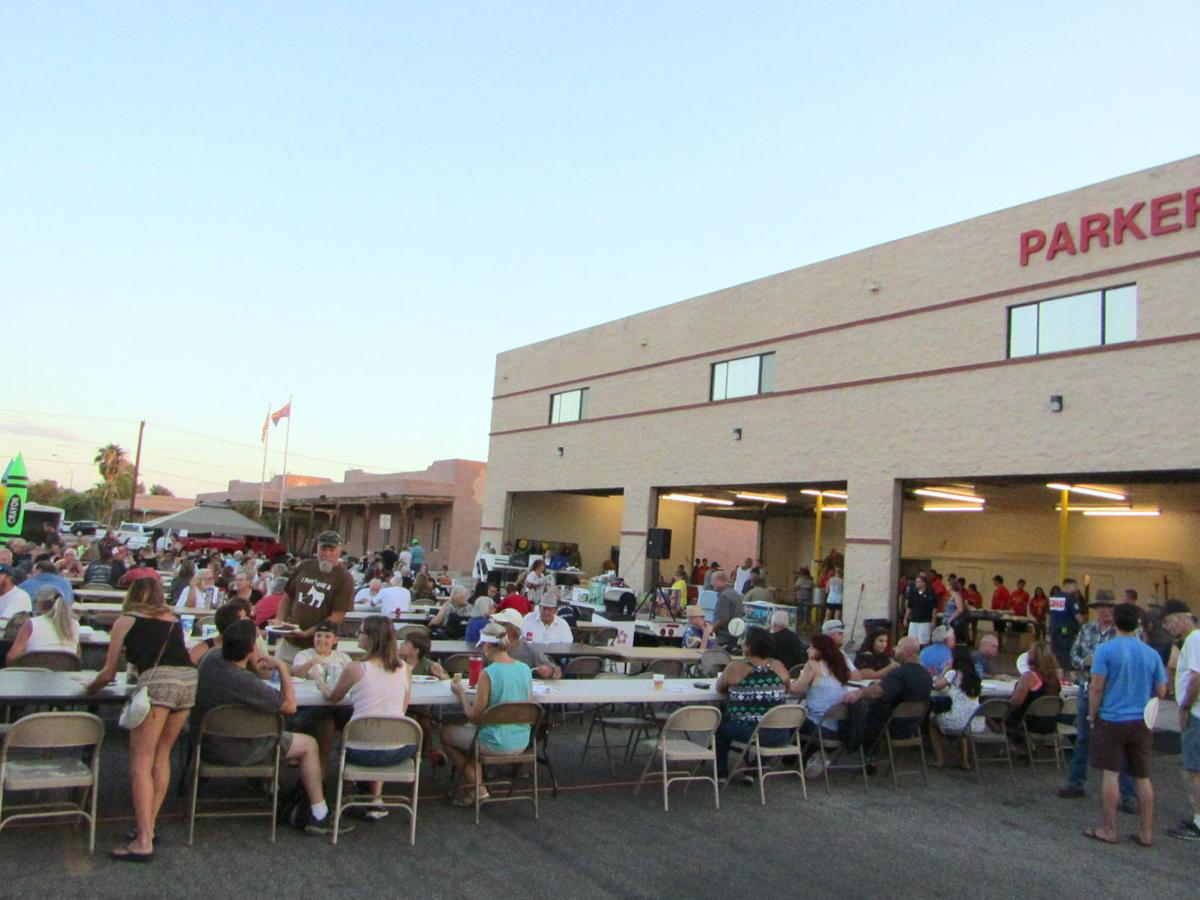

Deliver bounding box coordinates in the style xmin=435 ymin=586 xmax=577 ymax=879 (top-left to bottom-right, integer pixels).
xmin=4 ymin=1 xmax=1198 ymax=496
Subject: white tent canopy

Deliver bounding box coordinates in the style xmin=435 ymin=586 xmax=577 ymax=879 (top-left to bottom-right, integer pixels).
xmin=144 ymin=504 xmax=275 ymax=538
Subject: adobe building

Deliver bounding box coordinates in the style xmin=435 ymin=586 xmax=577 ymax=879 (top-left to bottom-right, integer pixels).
xmin=200 ymin=459 xmax=486 ymax=573
xmin=481 ymin=155 xmax=1200 ymax=631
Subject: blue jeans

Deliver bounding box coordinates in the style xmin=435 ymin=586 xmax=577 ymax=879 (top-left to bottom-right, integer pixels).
xmin=715 ymin=718 xmax=790 ymax=777
xmin=346 ymin=745 xmax=417 ymax=767
xmin=1067 ymin=685 xmax=1134 ymax=798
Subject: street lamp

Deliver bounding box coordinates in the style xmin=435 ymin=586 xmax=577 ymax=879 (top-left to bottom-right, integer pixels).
xmin=51 ymin=453 xmax=75 ymax=490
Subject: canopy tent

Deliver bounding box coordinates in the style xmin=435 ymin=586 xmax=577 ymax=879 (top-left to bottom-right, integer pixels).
xmin=144 ymin=504 xmax=275 ymax=538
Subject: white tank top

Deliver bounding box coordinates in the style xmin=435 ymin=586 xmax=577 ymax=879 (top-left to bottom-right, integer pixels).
xmin=347 ymin=659 xmax=409 ymax=727
xmin=27 ymin=615 xmax=79 ymax=655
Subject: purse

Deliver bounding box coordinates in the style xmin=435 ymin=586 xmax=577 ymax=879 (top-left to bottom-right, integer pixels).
xmin=119 ymin=620 xmax=176 ymax=730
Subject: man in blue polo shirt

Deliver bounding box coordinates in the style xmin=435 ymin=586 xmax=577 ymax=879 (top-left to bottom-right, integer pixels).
xmin=1083 ymin=602 xmax=1166 ymax=847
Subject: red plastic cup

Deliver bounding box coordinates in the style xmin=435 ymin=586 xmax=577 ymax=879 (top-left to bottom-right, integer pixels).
xmin=468 ymin=656 xmax=484 ymax=687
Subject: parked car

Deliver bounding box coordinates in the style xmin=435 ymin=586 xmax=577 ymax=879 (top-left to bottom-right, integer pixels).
xmin=177 ymin=534 xmax=288 ymax=561
xmin=70 ymin=520 xmax=103 ymax=536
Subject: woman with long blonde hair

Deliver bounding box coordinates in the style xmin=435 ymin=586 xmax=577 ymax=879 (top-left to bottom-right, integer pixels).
xmin=5 ymin=586 xmax=80 ymax=663
xmin=87 ymin=576 xmax=196 ymax=861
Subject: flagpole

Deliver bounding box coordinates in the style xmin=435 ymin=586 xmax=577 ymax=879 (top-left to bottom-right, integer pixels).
xmin=258 ymin=401 xmax=271 ymax=518
xmin=276 ymin=395 xmax=292 ymax=542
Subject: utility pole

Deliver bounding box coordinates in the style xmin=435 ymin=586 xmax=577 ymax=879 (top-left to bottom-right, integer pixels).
xmin=128 ymin=420 xmax=146 ymax=522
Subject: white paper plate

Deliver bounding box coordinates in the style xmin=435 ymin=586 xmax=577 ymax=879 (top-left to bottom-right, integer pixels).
xmin=1144 ymin=697 xmax=1160 ymax=730
xmin=411 ymin=674 xmax=440 ymax=684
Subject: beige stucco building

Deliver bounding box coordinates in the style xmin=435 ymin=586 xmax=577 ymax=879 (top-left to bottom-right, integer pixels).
xmin=481 ymin=156 xmax=1200 ymax=629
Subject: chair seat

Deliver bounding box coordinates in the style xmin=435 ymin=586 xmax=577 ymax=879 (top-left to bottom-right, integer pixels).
xmin=641 ymin=738 xmax=712 ymax=760
xmin=343 ymin=759 xmax=417 ymax=783
xmin=478 ymin=750 xmax=535 ymax=765
xmin=198 ymin=763 xmax=277 ymax=778
xmin=4 ymin=758 xmax=93 ymax=791
xmin=1057 ymin=725 xmax=1077 ymax=736
xmin=969 ymin=731 xmax=1009 ymax=744
xmin=731 ymin=742 xmax=798 ymax=758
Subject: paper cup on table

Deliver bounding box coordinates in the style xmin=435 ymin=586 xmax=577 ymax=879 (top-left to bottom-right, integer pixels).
xmin=653 ymin=673 xmax=665 ymax=690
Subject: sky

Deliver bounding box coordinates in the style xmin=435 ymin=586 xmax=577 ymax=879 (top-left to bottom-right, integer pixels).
xmin=3 ymin=1 xmax=1198 ymax=498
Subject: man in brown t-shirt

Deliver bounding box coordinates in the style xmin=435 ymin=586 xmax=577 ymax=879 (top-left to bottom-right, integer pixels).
xmin=273 ymin=530 xmax=355 ymax=663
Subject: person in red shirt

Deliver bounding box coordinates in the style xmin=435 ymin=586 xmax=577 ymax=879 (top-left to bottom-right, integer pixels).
xmin=1009 ymin=578 xmax=1030 ymax=616
xmin=991 ymin=575 xmax=1012 ymax=635
xmin=252 ymin=576 xmax=287 ymax=627
xmin=494 ymin=582 xmax=532 ymax=616
xmin=1028 ymin=586 xmax=1050 ymax=640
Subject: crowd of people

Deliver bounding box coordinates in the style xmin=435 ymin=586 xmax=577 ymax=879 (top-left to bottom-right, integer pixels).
xmin=1 ymin=528 xmax=1199 ymax=857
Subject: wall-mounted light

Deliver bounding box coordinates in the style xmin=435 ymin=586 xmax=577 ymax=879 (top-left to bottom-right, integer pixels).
xmin=913 ymin=487 xmax=986 ymax=504
xmin=922 ymin=503 xmax=986 ymax=512
xmin=732 ymin=428 xmax=742 ymax=441
xmin=1082 ymin=507 xmax=1160 ymax=517
xmin=801 ymin=489 xmax=848 ymax=499
xmin=821 ymin=505 xmax=848 ymax=513
xmin=1049 ymin=395 xmax=1064 ymax=413
xmin=736 ymin=492 xmax=787 ymax=504
xmin=556 ymin=447 xmax=564 ymax=457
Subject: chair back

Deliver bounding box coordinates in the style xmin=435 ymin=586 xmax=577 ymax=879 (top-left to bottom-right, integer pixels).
xmin=199 ymin=704 xmax=283 ymax=741
xmin=1023 ymin=695 xmax=1063 ymax=719
xmin=974 ymin=698 xmax=1012 ymax=720
xmin=342 ymin=715 xmax=422 ymax=750
xmin=590 ymin=627 xmax=619 ymax=646
xmin=80 ymin=583 xmax=113 ymax=592
xmin=338 ymin=618 xmax=359 ymax=638
xmin=479 ymin=701 xmax=542 ymax=729
xmin=10 ymin=652 xmax=81 ymax=671
xmin=756 ymin=704 xmax=807 ymax=731
xmin=662 ymin=705 xmax=721 ymax=735
xmin=564 ymin=656 xmax=604 ymax=679
xmin=397 ymin=624 xmax=431 ymax=641
xmin=893 ymin=700 xmax=929 ymax=720
xmin=3 ymin=711 xmax=104 ymax=750
xmin=700 ymin=649 xmax=732 ymax=677
xmin=440 ymin=653 xmax=473 ymax=676
xmin=788 ymin=663 xmax=804 ymax=678
xmin=643 ymin=658 xmax=685 ymax=678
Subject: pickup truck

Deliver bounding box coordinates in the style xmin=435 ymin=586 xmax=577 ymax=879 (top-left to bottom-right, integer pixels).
xmin=116 ymin=521 xmax=153 ymax=550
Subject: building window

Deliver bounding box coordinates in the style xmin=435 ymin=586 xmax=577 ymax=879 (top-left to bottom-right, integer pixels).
xmin=549 ymin=388 xmax=588 ymax=424
xmin=1008 ymin=284 xmax=1137 ymax=358
xmin=432 ymin=519 xmax=442 ymax=551
xmin=711 ymin=352 xmax=775 ymax=401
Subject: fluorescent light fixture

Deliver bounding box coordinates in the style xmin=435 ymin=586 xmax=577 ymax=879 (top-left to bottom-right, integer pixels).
xmin=913 ymin=488 xmax=986 ymax=504
xmin=1054 ymin=504 xmax=1131 ymax=513
xmin=821 ymin=505 xmax=848 ymax=513
xmin=923 ymin=503 xmax=986 ymax=512
xmin=736 ymin=492 xmax=787 ymax=504
xmin=661 ymin=493 xmax=734 ymax=506
xmin=1082 ymin=508 xmax=1160 ymax=517
xmin=801 ymin=489 xmax=848 ymax=499
xmin=1046 ymin=483 xmax=1127 ymax=501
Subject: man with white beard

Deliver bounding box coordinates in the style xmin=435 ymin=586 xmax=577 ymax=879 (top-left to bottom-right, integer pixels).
xmin=272 ymin=531 xmax=355 ymax=664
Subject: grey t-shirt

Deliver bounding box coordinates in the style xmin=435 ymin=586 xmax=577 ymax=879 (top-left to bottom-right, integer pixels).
xmin=508 ymin=639 xmax=554 ymax=672
xmin=193 ymin=652 xmax=283 ymax=764
xmin=714 ymin=587 xmax=744 ymax=644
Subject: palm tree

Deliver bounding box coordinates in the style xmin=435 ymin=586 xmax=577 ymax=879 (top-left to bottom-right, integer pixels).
xmin=94 ymin=444 xmax=128 ymax=484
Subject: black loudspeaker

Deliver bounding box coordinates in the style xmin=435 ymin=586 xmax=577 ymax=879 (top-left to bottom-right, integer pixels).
xmin=646 ymin=528 xmax=672 ymax=560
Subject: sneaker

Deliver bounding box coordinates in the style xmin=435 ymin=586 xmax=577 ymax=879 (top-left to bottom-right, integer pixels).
xmin=304 ymin=816 xmax=354 ymax=836
xmin=805 ymin=757 xmax=825 ymax=778
xmin=364 ymin=806 xmax=390 ymax=822
xmin=1168 ymin=821 xmax=1200 ymax=842
xmin=741 ymin=774 xmax=756 ymax=786
xmin=1057 ymin=785 xmax=1086 ymax=799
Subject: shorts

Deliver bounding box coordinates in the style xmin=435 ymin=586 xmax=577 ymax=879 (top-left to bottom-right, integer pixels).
xmin=1182 ymin=715 xmax=1200 ymax=773
xmin=1089 ymin=718 xmax=1152 ymax=779
xmin=203 ymin=732 xmax=294 ymax=767
xmin=907 ymin=622 xmax=932 ymax=646
xmin=140 ymin=665 xmax=197 ymax=711
xmin=345 ymin=745 xmax=417 ymax=767
xmin=442 ymin=723 xmax=525 ymax=756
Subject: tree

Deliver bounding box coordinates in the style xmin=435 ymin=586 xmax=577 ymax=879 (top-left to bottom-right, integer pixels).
xmin=28 ymin=479 xmax=63 ymax=505
xmin=94 ymin=444 xmax=129 ymax=484
xmin=149 ymin=484 xmax=174 ymax=496
xmin=60 ymin=490 xmax=98 ymax=520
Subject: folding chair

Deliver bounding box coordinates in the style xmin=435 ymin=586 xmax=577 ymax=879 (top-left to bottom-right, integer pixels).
xmin=1017 ymin=695 xmax=1066 ymax=768
xmin=582 ymin=698 xmax=657 ymax=775
xmin=0 ymin=712 xmax=104 ymax=853
xmin=563 ymin=656 xmax=605 ymax=679
xmin=396 ymin=625 xmax=431 ymax=642
xmin=879 ymin=700 xmax=929 ymax=789
xmin=440 ymin=654 xmax=473 ymax=676
xmin=474 ymin=702 xmax=543 ymax=824
xmin=633 ymin=705 xmax=722 ymax=811
xmin=640 ymin=659 xmax=685 ymax=678
xmin=725 ymin=705 xmax=809 ymax=804
xmin=698 ymin=650 xmax=732 ymax=678
xmin=798 ymin=703 xmax=869 ymax=792
xmin=332 ymin=716 xmax=422 ymax=845
xmin=187 ymin=704 xmax=284 ymax=844
xmin=964 ymin=699 xmax=1014 ymax=782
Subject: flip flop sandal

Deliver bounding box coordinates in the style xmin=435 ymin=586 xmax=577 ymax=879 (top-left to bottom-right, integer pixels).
xmin=111 ymin=847 xmax=155 ymax=863
xmin=1082 ymin=829 xmax=1117 ymax=845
